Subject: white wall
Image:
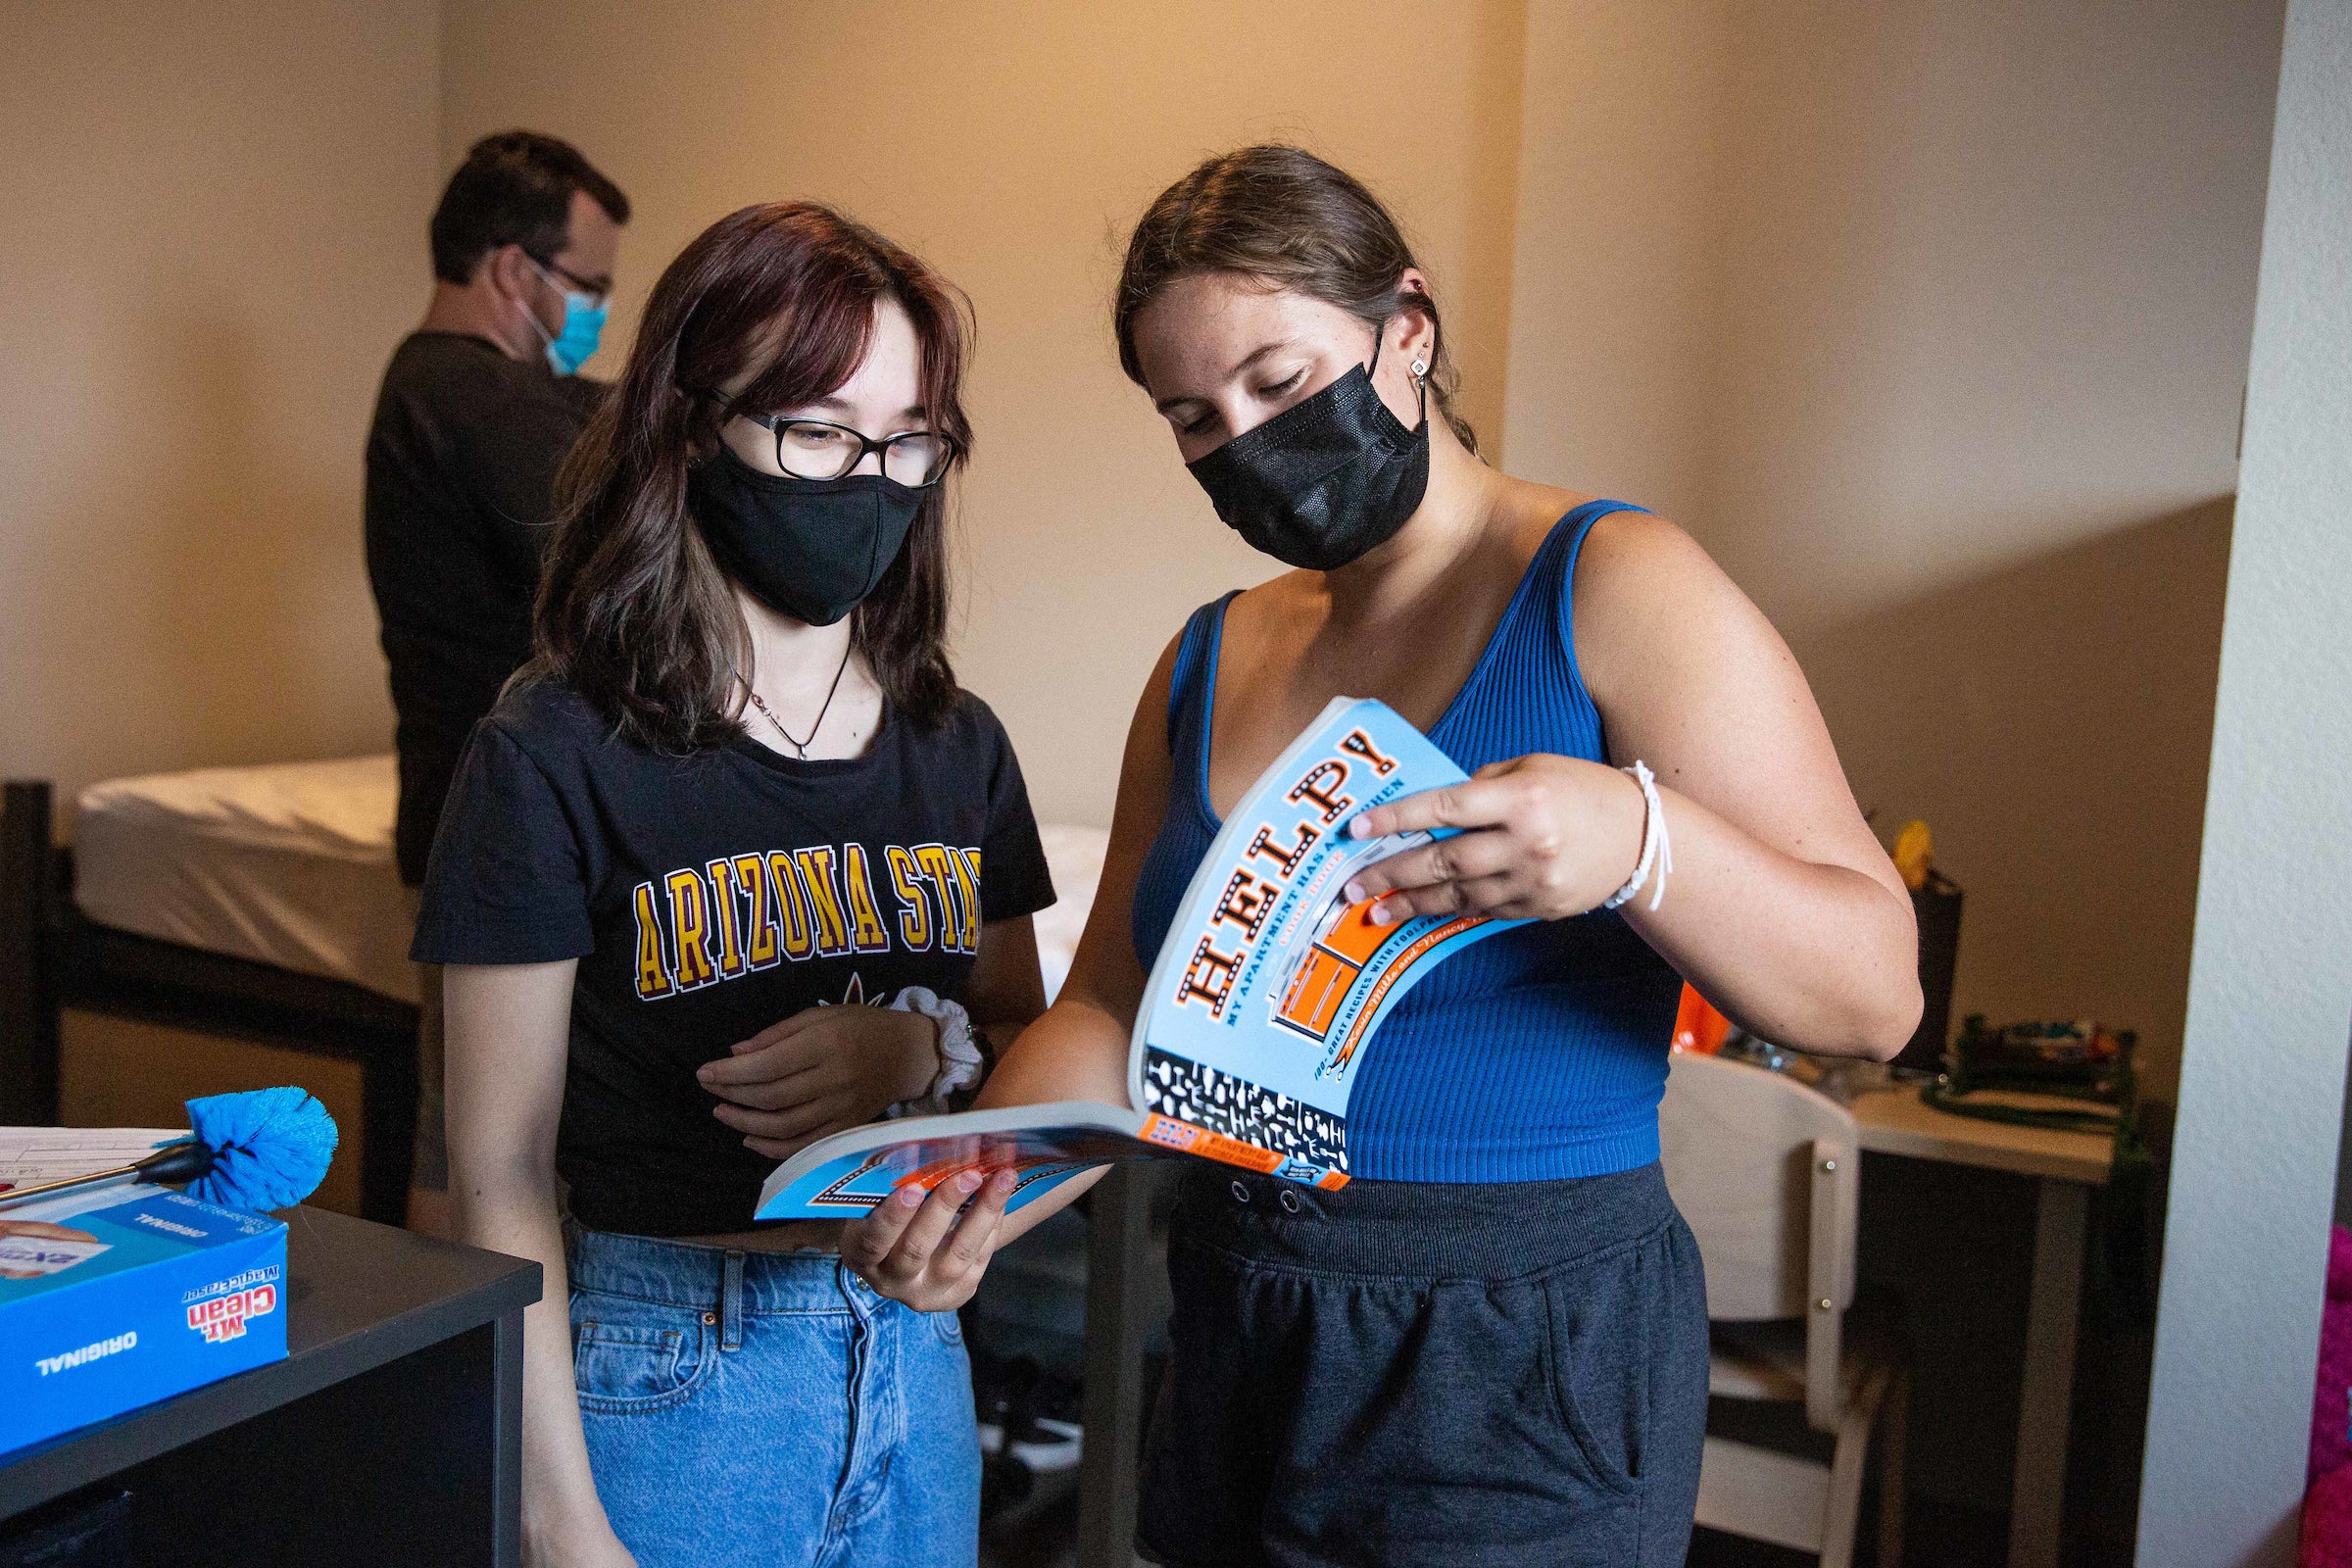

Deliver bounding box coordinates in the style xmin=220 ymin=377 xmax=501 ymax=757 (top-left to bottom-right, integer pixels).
xmin=0 ymin=2 xmax=440 ymax=813
xmin=1503 ymin=0 xmax=2282 ymax=1104
xmin=438 ymin=0 xmax=1532 ymax=830
xmin=2140 ymin=2 xmax=2352 ymax=1557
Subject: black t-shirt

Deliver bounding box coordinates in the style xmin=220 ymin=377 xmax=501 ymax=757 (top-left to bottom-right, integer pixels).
xmin=364 ymin=331 xmax=607 ymax=885
xmin=411 ymin=677 xmax=1055 ymax=1238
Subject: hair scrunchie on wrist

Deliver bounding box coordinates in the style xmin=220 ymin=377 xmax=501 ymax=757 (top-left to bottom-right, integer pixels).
xmin=881 ymin=987 xmax=985 ymax=1119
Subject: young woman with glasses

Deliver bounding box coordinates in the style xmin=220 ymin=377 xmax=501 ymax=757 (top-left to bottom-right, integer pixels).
xmin=415 ymin=202 xmax=1046 ymax=1568
xmin=844 ymin=147 xmax=1921 ymax=1566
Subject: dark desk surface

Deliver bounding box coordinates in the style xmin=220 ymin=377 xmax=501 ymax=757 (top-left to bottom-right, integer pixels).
xmin=0 ymin=1206 xmax=541 ymax=1519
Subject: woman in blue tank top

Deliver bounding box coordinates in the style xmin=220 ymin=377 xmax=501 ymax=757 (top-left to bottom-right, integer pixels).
xmin=845 ymin=147 xmax=1921 ymax=1567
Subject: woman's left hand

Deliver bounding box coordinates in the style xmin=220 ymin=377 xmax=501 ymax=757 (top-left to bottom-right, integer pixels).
xmin=1342 ymin=753 xmax=1649 ymax=924
xmin=842 ymin=1165 xmax=1020 ymax=1313
xmin=699 ymin=1004 xmax=939 ymax=1159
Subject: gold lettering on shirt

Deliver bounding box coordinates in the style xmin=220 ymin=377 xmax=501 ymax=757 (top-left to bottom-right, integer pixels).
xmin=706 ymin=858 xmax=745 ymax=978
xmin=631 ymin=839 xmax=996 ymax=999
xmin=912 ymin=844 xmax=968 ymax=956
xmin=768 ymin=851 xmax=813 ymax=961
xmin=842 ymin=845 xmax=892 ymax=955
xmin=886 ymin=845 xmax=932 ymax=951
xmin=734 ymin=853 xmax=778 ymax=969
xmin=666 ymin=867 xmax=717 ymax=990
xmin=632 ymin=880 xmax=674 ymax=1000
xmin=794 ymin=846 xmax=851 ymax=957
xmin=956 ymin=848 xmax=986 ymax=952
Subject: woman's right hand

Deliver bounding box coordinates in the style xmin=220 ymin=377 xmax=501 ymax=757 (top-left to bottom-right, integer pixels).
xmin=700 ymin=1003 xmax=940 ymax=1160
xmin=841 ymin=1165 xmax=1019 ymax=1312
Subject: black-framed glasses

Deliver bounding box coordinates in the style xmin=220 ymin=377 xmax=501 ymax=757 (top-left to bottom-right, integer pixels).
xmin=526 ymin=253 xmax=612 ymax=306
xmin=711 ymin=389 xmax=958 ymax=487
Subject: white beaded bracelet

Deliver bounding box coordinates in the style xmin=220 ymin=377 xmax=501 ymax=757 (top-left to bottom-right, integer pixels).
xmin=1600 ymin=760 xmax=1674 ymax=913
xmin=883 ymin=987 xmax=985 ymax=1119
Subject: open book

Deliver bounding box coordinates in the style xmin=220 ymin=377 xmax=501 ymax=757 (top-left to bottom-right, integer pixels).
xmin=755 ymin=698 xmax=1523 ymax=1220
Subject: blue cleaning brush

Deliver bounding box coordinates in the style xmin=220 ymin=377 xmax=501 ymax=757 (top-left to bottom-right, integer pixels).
xmin=0 ymin=1087 xmax=339 ymax=1214
xmin=182 ymin=1087 xmax=341 ymax=1209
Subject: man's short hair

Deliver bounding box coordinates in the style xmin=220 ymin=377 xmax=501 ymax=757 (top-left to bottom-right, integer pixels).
xmin=429 ymin=131 xmax=630 ymax=285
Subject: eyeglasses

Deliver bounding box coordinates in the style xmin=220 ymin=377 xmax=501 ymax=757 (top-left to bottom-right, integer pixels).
xmin=527 ymin=254 xmax=612 ymax=306
xmin=711 ymin=390 xmax=958 ymax=487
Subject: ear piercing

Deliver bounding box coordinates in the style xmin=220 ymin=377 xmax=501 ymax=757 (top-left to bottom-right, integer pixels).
xmin=1410 ymin=357 xmax=1429 ymax=387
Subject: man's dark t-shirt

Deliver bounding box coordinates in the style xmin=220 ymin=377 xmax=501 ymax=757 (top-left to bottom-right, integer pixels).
xmin=410 ymin=677 xmax=1056 ymax=1238
xmin=365 ymin=331 xmax=605 ymax=885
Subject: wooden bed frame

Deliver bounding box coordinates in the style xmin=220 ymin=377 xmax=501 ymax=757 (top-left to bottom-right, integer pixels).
xmin=1 ymin=779 xmax=420 ymax=1223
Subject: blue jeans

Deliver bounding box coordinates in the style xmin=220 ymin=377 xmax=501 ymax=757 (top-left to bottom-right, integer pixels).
xmin=565 ymin=1225 xmax=979 ymax=1568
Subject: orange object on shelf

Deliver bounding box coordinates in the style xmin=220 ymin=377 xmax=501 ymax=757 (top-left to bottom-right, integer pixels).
xmin=1671 ymin=984 xmax=1731 ymax=1054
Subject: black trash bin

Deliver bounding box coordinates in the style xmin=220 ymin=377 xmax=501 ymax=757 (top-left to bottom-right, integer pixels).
xmin=1893 ymin=870 xmax=1963 ymax=1075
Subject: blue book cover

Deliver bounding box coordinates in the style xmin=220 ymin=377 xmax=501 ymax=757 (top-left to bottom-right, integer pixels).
xmin=756 ymin=698 xmax=1522 ymax=1221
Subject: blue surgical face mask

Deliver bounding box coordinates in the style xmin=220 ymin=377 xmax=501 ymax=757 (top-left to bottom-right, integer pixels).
xmin=525 ymin=257 xmax=607 ymax=375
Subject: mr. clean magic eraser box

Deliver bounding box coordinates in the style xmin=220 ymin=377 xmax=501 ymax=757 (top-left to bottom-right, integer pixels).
xmin=0 ymin=1190 xmax=287 ymax=1453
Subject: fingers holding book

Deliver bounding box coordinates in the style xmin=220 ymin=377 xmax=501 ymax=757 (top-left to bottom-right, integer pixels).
xmin=1343 ymin=817 xmax=1518 ymax=922
xmin=841 ymin=1164 xmax=1019 ymax=1313
xmin=1343 ymin=753 xmax=1648 ymax=923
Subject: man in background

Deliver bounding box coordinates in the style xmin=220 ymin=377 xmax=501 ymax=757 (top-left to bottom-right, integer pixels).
xmin=366 ymin=130 xmax=628 ymax=1233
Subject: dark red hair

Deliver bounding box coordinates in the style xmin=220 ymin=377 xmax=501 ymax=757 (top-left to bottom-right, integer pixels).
xmin=532 ymin=201 xmax=973 ymax=751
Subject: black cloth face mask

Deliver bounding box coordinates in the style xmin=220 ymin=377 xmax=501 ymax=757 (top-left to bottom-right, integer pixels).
xmin=688 ymin=445 xmax=922 ymax=627
xmin=1184 ymin=336 xmax=1431 ymax=570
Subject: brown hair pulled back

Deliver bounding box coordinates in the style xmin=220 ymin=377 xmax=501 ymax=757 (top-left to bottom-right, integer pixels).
xmin=1113 ymin=145 xmax=1477 ymax=453
xmin=531 ymin=201 xmax=971 ymax=753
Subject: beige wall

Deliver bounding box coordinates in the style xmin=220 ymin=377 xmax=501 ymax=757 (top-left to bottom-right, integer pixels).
xmin=1504 ymin=0 xmax=2282 ymax=1103
xmin=1 ymin=3 xmax=2277 ymax=1112
xmin=438 ymin=0 xmax=1530 ymax=829
xmin=443 ymin=0 xmax=2277 ymax=1102
xmin=0 ymin=3 xmax=440 ymax=816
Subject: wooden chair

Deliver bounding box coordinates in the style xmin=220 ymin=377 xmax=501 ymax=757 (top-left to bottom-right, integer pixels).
xmin=1659 ymin=1052 xmax=1908 ymax=1568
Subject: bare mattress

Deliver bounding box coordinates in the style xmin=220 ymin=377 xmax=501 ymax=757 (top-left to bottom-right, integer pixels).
xmin=74 ymin=756 xmax=419 ymax=1004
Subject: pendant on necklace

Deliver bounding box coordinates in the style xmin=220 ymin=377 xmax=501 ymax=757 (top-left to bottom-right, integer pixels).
xmin=732 ymin=642 xmax=854 ymax=760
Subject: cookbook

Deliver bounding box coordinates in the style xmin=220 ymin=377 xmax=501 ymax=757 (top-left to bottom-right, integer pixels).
xmin=755 ymin=697 xmax=1521 ymax=1220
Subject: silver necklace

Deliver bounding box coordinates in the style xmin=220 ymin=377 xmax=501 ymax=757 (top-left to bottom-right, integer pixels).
xmin=733 ymin=644 xmax=853 ymax=760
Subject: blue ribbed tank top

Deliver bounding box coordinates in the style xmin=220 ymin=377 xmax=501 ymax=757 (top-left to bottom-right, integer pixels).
xmin=1130 ymin=503 xmax=1682 ymax=1183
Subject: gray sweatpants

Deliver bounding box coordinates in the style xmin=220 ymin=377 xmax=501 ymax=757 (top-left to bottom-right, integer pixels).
xmin=1138 ymin=1161 xmax=1708 ymax=1568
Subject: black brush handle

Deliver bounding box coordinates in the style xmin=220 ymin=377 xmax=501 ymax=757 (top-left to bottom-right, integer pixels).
xmin=133 ymin=1140 xmax=214 ymax=1185
xmin=0 ymin=1139 xmax=214 ymax=1211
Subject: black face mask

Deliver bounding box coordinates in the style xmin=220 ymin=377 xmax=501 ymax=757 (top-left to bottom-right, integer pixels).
xmin=1184 ymin=338 xmax=1431 ymax=570
xmin=688 ymin=445 xmax=922 ymax=626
